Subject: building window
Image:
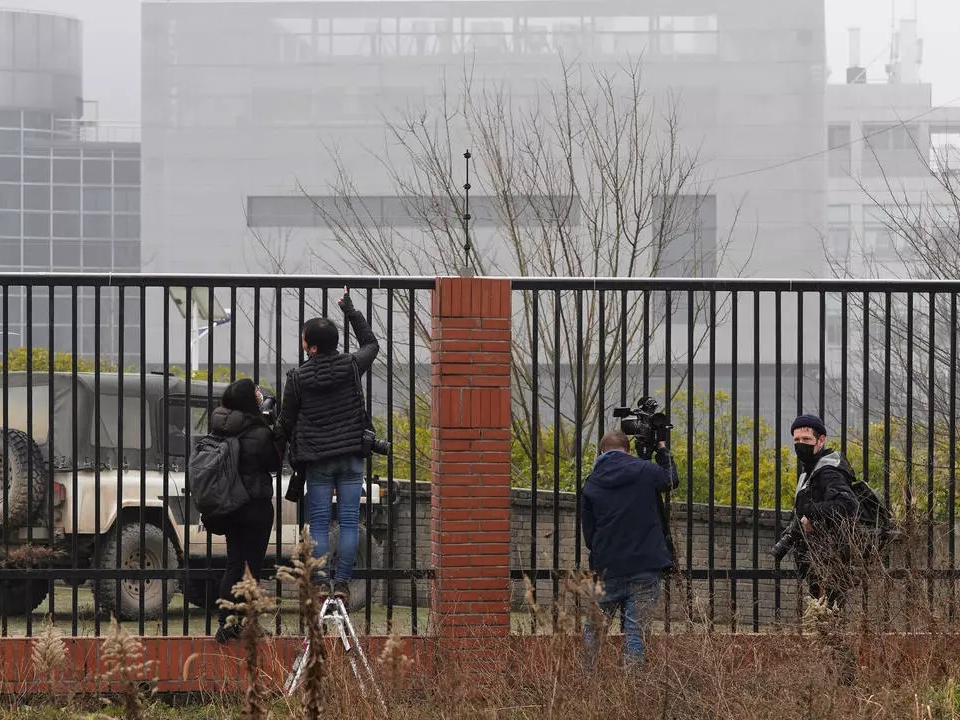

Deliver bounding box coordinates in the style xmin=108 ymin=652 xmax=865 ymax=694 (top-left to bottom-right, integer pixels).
xmin=113 ymin=160 xmax=140 ymax=185
xmin=82 ymin=214 xmax=113 ymax=239
xmin=0 ymin=129 xmax=21 ymax=154
xmin=0 ymin=211 xmax=20 ymax=236
xmin=52 ymin=158 xmax=81 ymax=183
xmin=929 ymin=130 xmax=960 ymax=173
xmin=23 ymin=185 xmax=50 ymax=211
xmin=114 ymin=188 xmax=140 ymax=213
xmin=0 ymin=184 xmax=20 ymax=210
xmin=658 ymin=15 xmax=719 ymax=55
xmin=22 ymin=157 xmax=50 ymax=184
xmin=23 ymin=212 xmax=50 ymax=238
xmin=0 ymin=238 xmax=21 ymax=267
xmin=113 ymin=214 xmax=140 ymax=239
xmin=827 ymin=205 xmax=851 ymax=259
xmin=82 ymin=159 xmax=112 ymax=185
xmin=83 ymin=187 xmax=112 ymax=212
xmin=52 ymin=239 xmax=81 ymax=269
xmin=82 ymin=240 xmax=112 ymax=269
xmin=246 ymin=194 xmax=578 ymax=229
xmin=51 ymin=213 xmax=80 ymax=238
xmin=22 ymin=239 xmax=50 ymax=268
xmin=828 ymin=124 xmax=851 ymax=177
xmin=863 ymin=205 xmax=903 ymax=260
xmin=52 ymin=185 xmax=80 ymax=210
xmin=0 ymin=157 xmax=20 ymax=182
xmin=862 ymin=123 xmax=925 ymax=177
xmin=0 ymin=110 xmax=21 ymax=129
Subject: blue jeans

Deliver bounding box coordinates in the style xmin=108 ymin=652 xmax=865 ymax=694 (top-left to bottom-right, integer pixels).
xmin=305 ymin=455 xmax=364 ymax=583
xmin=584 ymin=574 xmax=661 ymax=669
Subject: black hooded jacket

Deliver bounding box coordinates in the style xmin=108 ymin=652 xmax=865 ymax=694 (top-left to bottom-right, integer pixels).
xmin=793 ymin=449 xmax=859 ymax=525
xmin=278 ymin=307 xmax=379 ymax=465
xmin=209 ymin=406 xmax=280 ymax=501
xmin=581 ymin=450 xmax=674 ymax=581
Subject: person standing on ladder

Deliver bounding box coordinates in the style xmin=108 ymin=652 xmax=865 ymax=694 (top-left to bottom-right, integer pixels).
xmin=277 ymin=288 xmax=380 ymax=603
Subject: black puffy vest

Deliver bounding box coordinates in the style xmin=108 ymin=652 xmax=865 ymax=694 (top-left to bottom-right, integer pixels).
xmin=286 ymin=353 xmax=368 ymax=464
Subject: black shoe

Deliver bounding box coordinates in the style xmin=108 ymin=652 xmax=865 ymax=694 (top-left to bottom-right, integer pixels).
xmin=333 ymin=581 xmax=350 ymax=604
xmin=215 ymin=623 xmax=242 ymax=644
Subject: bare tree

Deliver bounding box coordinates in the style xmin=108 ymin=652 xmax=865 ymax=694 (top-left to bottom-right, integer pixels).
xmin=294 ymin=58 xmax=749 ymax=479
xmin=823 ymin=133 xmax=960 ymax=518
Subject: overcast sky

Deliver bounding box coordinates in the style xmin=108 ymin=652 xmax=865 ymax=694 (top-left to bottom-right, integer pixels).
xmin=8 ymin=0 xmax=960 ymax=122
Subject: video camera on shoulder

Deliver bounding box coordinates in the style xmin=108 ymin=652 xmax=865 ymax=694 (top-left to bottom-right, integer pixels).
xmin=613 ymin=396 xmax=673 ymax=460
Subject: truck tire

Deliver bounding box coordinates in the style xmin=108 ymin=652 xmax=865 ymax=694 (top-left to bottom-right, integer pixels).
xmin=96 ymin=523 xmax=177 ymax=621
xmin=0 ymin=428 xmax=47 ymax=528
xmin=0 ymin=579 xmax=49 ymax=616
xmin=327 ymin=523 xmax=383 ymax=613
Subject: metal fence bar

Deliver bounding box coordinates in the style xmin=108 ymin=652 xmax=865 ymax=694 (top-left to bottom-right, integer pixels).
xmin=662 ymin=289 xmax=673 ymax=633
xmin=385 ymin=289 xmax=396 ymax=631
xmin=5 ymin=275 xmax=960 ymax=637
xmin=138 ymin=284 xmax=148 ymax=636
xmin=752 ymin=290 xmax=761 ymax=632
xmin=927 ymin=292 xmax=936 ymax=613
xmin=407 ymin=286 xmax=419 ymax=636
xmin=951 ymin=292 xmax=958 ymax=621
xmin=773 ymin=291 xmax=783 ymax=624
xmin=729 ymin=292 xmax=739 ymax=633
xmin=529 ymin=289 xmax=540 ymax=613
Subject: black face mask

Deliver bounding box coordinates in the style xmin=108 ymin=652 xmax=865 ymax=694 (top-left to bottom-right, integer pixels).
xmin=794 ymin=442 xmax=818 ymax=466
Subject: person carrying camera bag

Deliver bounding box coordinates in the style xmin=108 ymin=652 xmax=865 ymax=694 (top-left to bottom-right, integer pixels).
xmin=197 ymin=378 xmax=280 ymax=644
xmin=277 ymin=288 xmax=380 ymax=603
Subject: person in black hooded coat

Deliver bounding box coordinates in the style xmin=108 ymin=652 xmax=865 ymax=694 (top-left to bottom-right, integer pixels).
xmin=783 ymin=413 xmax=859 ymax=610
xmin=211 ymin=378 xmax=280 ymax=643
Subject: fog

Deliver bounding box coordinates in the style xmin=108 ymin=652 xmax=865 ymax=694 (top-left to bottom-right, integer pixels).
xmin=7 ymin=0 xmax=960 ymax=121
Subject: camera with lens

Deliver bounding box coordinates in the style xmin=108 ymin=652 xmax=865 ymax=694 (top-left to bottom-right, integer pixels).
xmin=613 ymin=396 xmax=673 ymax=459
xmin=260 ymin=395 xmax=278 ymax=423
xmin=361 ymin=428 xmax=392 ymax=457
xmin=770 ymin=518 xmax=801 ymax=561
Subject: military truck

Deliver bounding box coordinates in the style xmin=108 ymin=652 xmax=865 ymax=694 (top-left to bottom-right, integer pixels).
xmin=0 ymin=371 xmax=385 ymax=619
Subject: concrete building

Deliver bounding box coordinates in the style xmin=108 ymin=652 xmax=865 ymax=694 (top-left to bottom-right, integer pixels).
xmin=141 ymin=0 xmax=826 ymax=280
xmin=826 ymin=21 xmax=960 ymax=281
xmin=820 ymin=19 xmax=960 ymax=426
xmin=0 ymin=9 xmax=142 ymax=357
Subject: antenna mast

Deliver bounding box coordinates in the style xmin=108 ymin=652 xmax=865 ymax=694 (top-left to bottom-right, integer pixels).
xmin=461 ymin=150 xmax=474 ymax=277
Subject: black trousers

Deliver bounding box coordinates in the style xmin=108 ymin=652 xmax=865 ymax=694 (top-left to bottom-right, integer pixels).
xmin=794 ymin=539 xmax=853 ymax=610
xmin=218 ymin=498 xmax=274 ymax=626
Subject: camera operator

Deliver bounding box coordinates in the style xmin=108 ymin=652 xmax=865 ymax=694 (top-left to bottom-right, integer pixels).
xmin=772 ymin=414 xmax=858 ymax=610
xmin=276 ymin=288 xmax=379 ymax=603
xmin=581 ymin=429 xmax=676 ymax=669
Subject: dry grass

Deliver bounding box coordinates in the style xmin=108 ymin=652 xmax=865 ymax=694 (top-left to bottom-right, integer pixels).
xmin=11 ymin=520 xmax=960 ymax=719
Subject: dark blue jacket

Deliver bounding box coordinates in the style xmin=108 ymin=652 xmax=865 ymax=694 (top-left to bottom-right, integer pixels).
xmin=581 ymin=450 xmax=673 ymax=580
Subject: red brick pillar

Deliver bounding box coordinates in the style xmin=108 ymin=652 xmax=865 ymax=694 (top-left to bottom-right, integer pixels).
xmin=430 ymin=277 xmax=512 ymax=651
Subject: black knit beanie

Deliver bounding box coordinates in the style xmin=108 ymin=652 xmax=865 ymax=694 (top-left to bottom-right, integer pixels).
xmin=790 ymin=413 xmax=826 ymax=437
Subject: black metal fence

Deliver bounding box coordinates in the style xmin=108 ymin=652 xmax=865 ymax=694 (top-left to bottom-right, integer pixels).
xmin=510 ymin=277 xmax=960 ymax=631
xmin=3 ymin=274 xmax=960 ymax=636
xmin=0 ymin=273 xmax=434 ymax=637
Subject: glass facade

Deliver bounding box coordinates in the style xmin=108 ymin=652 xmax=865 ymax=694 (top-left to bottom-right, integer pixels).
xmin=0 ymin=11 xmax=142 ymax=359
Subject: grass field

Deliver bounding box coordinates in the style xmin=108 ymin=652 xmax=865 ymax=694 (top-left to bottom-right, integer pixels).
xmin=5 ymin=584 xmax=432 ymax=637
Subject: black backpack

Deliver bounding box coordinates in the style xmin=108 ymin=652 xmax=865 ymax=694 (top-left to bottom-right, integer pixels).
xmin=849 ymin=475 xmax=893 ymax=548
xmin=833 ymin=463 xmax=893 ymax=551
xmin=188 ymin=433 xmax=248 ymax=528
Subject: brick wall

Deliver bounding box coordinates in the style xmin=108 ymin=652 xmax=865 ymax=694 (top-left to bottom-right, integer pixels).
xmin=429 ymin=277 xmax=513 ymax=648
xmin=385 ymin=481 xmax=953 ymax=630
